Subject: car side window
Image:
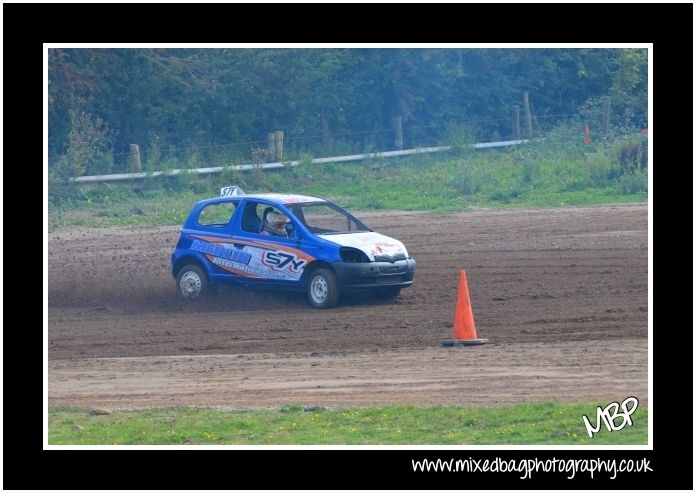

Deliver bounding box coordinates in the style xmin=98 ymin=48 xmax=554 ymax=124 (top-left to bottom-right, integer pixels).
xmin=197 ymin=201 xmax=237 ymax=227
xmin=240 ymin=202 xmax=296 ymax=238
xmin=290 ymin=204 xmax=306 ymax=226
xmin=302 ymin=205 xmax=356 ymax=233
xmin=241 ymin=202 xmax=262 ymax=233
xmin=260 ymin=205 xmax=291 ymax=238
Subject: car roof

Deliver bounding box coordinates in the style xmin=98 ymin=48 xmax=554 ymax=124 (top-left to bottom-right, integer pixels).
xmin=195 ymin=193 xmax=327 ymax=207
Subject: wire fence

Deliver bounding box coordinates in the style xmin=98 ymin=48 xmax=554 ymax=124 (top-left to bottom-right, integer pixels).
xmin=49 ymin=112 xmax=646 ymax=178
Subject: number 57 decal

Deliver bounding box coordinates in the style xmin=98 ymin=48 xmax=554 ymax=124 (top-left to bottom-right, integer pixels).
xmin=262 ymin=250 xmax=306 ymax=273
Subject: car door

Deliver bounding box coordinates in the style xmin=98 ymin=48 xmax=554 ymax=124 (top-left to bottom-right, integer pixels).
xmin=228 ymin=199 xmax=313 ymax=287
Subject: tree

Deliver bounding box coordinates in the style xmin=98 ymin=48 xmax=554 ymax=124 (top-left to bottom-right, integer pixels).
xmin=48 ymin=48 xmax=648 ymax=168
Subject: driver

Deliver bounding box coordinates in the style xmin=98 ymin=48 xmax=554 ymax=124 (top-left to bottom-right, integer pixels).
xmin=261 ymin=210 xmax=289 ymax=238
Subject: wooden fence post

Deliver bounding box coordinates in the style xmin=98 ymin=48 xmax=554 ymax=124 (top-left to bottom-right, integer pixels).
xmin=274 ymin=130 xmax=284 ymax=160
xmin=523 ymin=91 xmax=533 ymax=138
xmin=393 ymin=116 xmax=403 ymax=150
xmin=129 ymin=144 xmax=141 ymax=172
xmin=321 ymin=111 xmax=331 ymax=148
xmin=512 ymin=104 xmax=521 ymax=139
xmin=267 ymin=133 xmax=275 ymax=161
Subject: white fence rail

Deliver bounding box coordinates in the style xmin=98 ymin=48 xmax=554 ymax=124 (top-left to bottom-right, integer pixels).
xmin=68 ymin=139 xmax=532 ymax=184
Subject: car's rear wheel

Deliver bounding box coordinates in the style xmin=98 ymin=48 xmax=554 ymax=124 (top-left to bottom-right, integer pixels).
xmin=307 ymin=268 xmax=339 ymax=309
xmin=176 ymin=264 xmax=209 ymax=300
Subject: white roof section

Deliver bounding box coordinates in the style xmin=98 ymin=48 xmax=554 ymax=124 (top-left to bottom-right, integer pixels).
xmin=243 ymin=193 xmax=326 ymax=204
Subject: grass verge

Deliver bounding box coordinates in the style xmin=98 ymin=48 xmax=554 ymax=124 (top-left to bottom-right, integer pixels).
xmin=48 ymin=134 xmax=648 ymax=231
xmin=49 ymin=401 xmax=647 ymax=445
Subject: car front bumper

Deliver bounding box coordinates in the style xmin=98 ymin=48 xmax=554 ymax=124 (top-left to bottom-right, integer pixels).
xmin=332 ymin=258 xmax=416 ymax=290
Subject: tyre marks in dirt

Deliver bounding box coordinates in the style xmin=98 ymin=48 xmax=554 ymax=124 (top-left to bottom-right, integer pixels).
xmin=48 ymin=204 xmax=648 ymax=360
xmin=48 ymin=204 xmax=648 ymax=408
xmin=48 ymin=339 xmax=648 ymax=409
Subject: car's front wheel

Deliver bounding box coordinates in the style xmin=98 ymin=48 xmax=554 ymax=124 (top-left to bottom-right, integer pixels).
xmin=176 ymin=264 xmax=209 ymax=300
xmin=307 ymin=268 xmax=339 ymax=309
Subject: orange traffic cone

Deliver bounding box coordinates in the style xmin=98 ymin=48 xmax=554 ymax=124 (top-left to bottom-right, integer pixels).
xmin=442 ymin=270 xmax=488 ymax=347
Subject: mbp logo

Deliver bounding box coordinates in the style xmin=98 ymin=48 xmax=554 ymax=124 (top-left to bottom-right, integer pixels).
xmin=582 ymin=397 xmax=639 ymax=438
xmin=262 ymin=250 xmax=306 ymax=273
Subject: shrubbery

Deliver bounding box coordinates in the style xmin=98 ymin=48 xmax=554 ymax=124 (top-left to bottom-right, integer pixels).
xmin=48 ymin=126 xmax=648 ymax=231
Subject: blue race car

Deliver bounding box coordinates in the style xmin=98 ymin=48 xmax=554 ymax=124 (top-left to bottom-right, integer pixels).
xmin=171 ymin=187 xmax=416 ymax=308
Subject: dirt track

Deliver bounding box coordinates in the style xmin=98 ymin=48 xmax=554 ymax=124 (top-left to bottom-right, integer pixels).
xmin=48 ymin=203 xmax=649 ymax=409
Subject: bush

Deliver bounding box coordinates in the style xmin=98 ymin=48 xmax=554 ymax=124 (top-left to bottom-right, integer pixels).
xmin=586 ymin=149 xmax=622 ymax=185
xmin=185 ymin=152 xmax=204 ymax=169
xmin=87 ymin=153 xmax=114 ymax=175
xmin=443 ymin=122 xmax=479 ymax=159
xmin=489 ymin=187 xmax=522 ymax=202
xmin=220 ymin=166 xmax=241 ymax=187
xmin=452 ymin=160 xmax=480 ymax=195
xmin=54 ymin=110 xmax=116 ymax=179
xmin=616 ymin=136 xmax=648 ymax=171
xmin=144 ymin=137 xmax=161 ymax=172
xmin=160 ymin=156 xmax=181 ymax=171
xmin=521 ymin=159 xmax=540 ymax=184
xmin=176 ymin=169 xmax=207 ymax=193
xmin=616 ymin=167 xmax=648 ymax=194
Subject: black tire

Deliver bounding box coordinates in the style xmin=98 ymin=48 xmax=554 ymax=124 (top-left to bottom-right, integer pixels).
xmin=375 ymin=286 xmax=401 ymax=300
xmin=176 ymin=264 xmax=209 ymax=300
xmin=307 ymin=268 xmax=339 ymax=309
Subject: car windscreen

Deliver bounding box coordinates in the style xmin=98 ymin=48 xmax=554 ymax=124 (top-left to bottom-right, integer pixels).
xmin=290 ymin=202 xmax=369 ymax=235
